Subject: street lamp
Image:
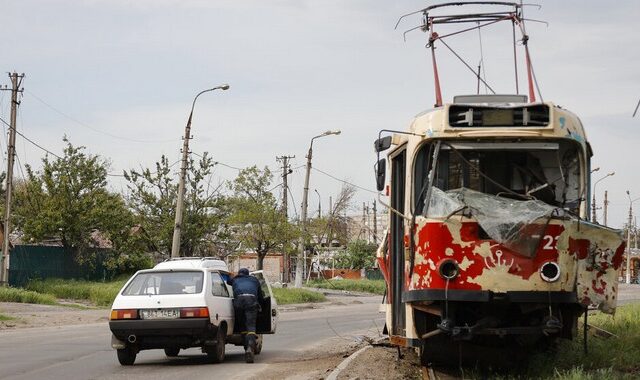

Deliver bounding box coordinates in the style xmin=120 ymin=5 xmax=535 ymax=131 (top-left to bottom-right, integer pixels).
xmin=591 ymin=171 xmax=615 ymax=223
xmin=171 ymin=84 xmax=229 ymax=258
xmin=294 ymin=130 xmax=341 ymax=287
xmin=314 ymin=189 xmax=322 ymax=218
xmin=625 ymin=191 xmax=640 ymax=284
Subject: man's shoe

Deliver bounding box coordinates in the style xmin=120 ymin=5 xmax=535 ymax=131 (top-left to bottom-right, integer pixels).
xmin=245 ymin=349 xmax=254 ymax=363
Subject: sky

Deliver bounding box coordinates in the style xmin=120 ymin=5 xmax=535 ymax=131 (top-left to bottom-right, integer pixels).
xmin=0 ymin=0 xmax=639 ymax=228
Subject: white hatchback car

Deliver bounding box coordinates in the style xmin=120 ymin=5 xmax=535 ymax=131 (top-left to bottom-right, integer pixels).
xmin=108 ymin=258 xmax=277 ymax=365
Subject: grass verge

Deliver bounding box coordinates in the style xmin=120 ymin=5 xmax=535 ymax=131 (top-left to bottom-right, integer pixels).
xmin=25 ymin=278 xmax=326 ymax=307
xmin=272 ymin=287 xmax=326 ymax=305
xmin=527 ymin=303 xmax=640 ymax=379
xmin=26 ymin=278 xmax=126 ymax=307
xmin=0 ymin=286 xmax=57 ymax=305
xmin=466 ymin=303 xmax=640 ymax=379
xmin=306 ymin=279 xmax=386 ymax=295
xmin=0 ymin=313 xmax=17 ymax=321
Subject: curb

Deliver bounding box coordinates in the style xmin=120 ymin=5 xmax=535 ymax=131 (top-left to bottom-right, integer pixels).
xmin=326 ymin=345 xmax=372 ymax=380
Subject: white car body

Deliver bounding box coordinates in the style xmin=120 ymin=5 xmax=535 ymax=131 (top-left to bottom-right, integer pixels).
xmin=109 ymin=258 xmax=277 ymax=365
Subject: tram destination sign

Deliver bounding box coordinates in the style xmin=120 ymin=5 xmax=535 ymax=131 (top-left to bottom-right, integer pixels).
xmin=448 ymin=104 xmax=550 ymax=128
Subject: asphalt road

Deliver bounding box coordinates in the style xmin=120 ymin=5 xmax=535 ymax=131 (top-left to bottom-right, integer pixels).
xmin=0 ymin=295 xmax=384 ymax=380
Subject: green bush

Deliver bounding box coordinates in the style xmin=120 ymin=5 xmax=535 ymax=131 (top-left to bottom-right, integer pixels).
xmin=272 ymin=287 xmax=326 ymax=305
xmin=26 ymin=278 xmax=127 ymax=307
xmin=306 ymin=279 xmax=386 ymax=295
xmin=0 ymin=286 xmax=57 ymax=305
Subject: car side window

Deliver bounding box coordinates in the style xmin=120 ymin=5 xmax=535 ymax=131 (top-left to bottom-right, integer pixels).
xmin=211 ymin=272 xmax=230 ymax=297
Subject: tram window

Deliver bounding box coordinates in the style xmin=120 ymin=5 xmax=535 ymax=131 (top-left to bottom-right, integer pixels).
xmin=414 ymin=141 xmax=582 ymax=212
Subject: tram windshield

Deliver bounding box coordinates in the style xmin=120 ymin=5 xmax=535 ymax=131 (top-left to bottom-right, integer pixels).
xmin=414 ymin=140 xmax=582 ymax=212
xmin=414 ymin=140 xmax=584 ymax=257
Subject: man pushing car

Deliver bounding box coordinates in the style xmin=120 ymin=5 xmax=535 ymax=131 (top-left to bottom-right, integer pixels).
xmin=227 ymin=268 xmax=264 ymax=363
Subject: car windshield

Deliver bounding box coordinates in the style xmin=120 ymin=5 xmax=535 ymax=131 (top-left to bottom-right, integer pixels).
xmin=122 ymin=271 xmax=204 ymax=295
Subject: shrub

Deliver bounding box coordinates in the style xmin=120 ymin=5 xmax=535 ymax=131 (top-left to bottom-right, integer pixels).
xmin=0 ymin=287 xmax=57 ymax=305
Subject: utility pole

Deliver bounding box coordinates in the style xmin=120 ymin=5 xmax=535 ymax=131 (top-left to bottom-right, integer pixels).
xmin=372 ymin=199 xmax=377 ymax=244
xmin=0 ymin=73 xmax=23 ymax=286
xmin=360 ymin=202 xmax=367 ymax=241
xmin=627 ymin=204 xmax=633 ymax=284
xmin=171 ymin=84 xmax=229 ymax=259
xmin=276 ymin=155 xmax=294 ymax=218
xmin=295 ymin=130 xmax=340 ymax=288
xmin=603 ymin=190 xmax=609 ymax=226
xmin=276 ymin=155 xmax=294 ymax=283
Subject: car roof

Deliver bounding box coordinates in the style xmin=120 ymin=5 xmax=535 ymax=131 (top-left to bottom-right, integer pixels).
xmin=153 ymin=258 xmax=229 ymax=271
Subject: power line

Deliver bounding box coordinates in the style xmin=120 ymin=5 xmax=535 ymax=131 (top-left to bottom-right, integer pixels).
xmin=312 ymin=167 xmax=377 ymax=194
xmin=287 ymin=186 xmax=299 ymax=219
xmin=192 ymin=151 xmax=244 ymax=171
xmin=0 ymin=116 xmax=62 ymax=159
xmin=24 ymin=90 xmax=179 ymax=144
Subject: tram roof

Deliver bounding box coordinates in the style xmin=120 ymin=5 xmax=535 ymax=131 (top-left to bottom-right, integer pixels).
xmin=405 ymin=99 xmax=589 ymax=150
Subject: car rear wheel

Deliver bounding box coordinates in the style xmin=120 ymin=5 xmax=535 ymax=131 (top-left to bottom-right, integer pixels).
xmin=164 ymin=347 xmax=180 ymax=357
xmin=117 ymin=347 xmax=137 ymax=366
xmin=206 ymin=326 xmax=226 ymax=363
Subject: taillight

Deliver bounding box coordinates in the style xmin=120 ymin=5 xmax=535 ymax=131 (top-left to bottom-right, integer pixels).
xmin=180 ymin=307 xmax=210 ymax=318
xmin=110 ymin=309 xmax=138 ymax=320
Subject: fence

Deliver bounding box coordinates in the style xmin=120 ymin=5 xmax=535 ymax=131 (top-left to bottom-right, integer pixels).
xmin=8 ymin=245 xmax=114 ymax=287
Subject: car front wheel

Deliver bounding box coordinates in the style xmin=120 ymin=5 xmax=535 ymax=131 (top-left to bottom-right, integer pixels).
xmin=117 ymin=347 xmax=137 ymax=366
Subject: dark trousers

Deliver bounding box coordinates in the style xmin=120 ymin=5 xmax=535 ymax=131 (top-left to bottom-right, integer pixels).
xmin=233 ymin=295 xmax=258 ymax=350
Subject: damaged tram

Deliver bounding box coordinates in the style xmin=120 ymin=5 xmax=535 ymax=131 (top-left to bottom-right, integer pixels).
xmin=375 ymin=3 xmax=625 ymax=365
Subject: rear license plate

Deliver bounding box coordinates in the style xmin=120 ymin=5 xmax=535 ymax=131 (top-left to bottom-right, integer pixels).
xmin=140 ymin=309 xmax=180 ymax=319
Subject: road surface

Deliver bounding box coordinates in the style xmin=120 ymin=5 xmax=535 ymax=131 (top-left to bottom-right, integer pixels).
xmin=0 ymin=294 xmax=384 ymax=380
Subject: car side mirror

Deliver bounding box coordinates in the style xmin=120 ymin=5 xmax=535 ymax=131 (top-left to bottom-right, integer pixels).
xmin=374 ymin=136 xmax=392 ymax=152
xmin=375 ymin=159 xmax=386 ymax=191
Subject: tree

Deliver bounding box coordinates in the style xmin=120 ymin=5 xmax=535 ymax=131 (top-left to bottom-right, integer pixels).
xmin=334 ymin=239 xmax=377 ymax=269
xmin=124 ymin=152 xmax=226 ymax=258
xmin=12 ymin=138 xmax=134 ymax=266
xmin=227 ymin=166 xmax=298 ymax=270
xmin=307 ymin=184 xmax=356 ymax=248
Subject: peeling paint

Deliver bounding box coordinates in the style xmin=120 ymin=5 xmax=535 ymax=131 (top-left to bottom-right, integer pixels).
xmin=409 ymin=216 xmax=623 ymax=313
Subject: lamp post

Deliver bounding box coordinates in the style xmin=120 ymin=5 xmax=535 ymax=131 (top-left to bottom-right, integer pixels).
xmin=294 ymin=130 xmax=341 ymax=287
xmin=314 ymin=189 xmax=322 ymax=218
xmin=625 ymin=191 xmax=640 ymax=284
xmin=591 ymin=171 xmax=614 ymax=223
xmin=171 ymin=84 xmax=229 ymax=258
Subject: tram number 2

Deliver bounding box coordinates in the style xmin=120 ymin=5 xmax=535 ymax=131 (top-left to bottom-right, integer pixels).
xmin=542 ymin=235 xmax=559 ymax=250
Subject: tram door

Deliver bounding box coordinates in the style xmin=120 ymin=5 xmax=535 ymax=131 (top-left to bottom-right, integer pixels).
xmin=390 ymin=149 xmax=406 ymax=336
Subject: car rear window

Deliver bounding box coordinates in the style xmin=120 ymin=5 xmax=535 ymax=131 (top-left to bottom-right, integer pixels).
xmin=122 ymin=271 xmax=204 ymax=295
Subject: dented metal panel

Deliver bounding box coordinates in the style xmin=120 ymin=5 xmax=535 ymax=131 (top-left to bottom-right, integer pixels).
xmin=410 ymin=187 xmax=624 ymax=313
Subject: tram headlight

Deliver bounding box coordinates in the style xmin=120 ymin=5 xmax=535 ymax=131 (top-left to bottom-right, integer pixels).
xmin=540 ymin=261 xmax=561 ymax=282
xmin=438 ymin=259 xmax=459 ymax=280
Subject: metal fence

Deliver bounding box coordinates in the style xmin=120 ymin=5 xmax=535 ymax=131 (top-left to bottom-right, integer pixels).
xmin=8 ymin=245 xmax=114 ymax=287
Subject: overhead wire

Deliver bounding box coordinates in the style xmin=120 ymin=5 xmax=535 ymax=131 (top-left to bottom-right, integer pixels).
xmin=0 ymin=116 xmax=62 ymax=159
xmin=24 ymin=89 xmax=179 ymax=144
xmin=312 ymin=167 xmax=377 ymax=194
xmin=476 ymin=21 xmax=488 ymax=94
xmin=192 ymin=151 xmax=244 ymax=171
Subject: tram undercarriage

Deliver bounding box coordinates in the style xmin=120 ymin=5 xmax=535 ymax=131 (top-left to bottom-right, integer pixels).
xmin=408 ymin=299 xmax=581 ymax=366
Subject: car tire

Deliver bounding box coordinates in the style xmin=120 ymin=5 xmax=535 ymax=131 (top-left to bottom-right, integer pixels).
xmin=164 ymin=347 xmax=180 ymax=357
xmin=254 ymin=334 xmax=263 ymax=355
xmin=207 ymin=326 xmax=226 ymax=363
xmin=117 ymin=347 xmax=137 ymax=366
